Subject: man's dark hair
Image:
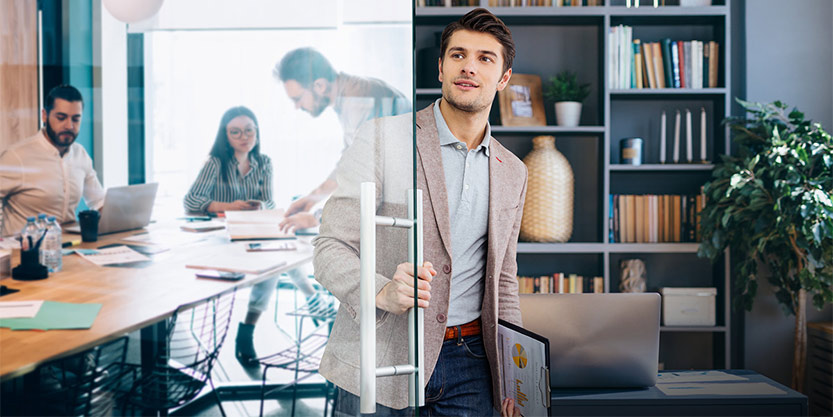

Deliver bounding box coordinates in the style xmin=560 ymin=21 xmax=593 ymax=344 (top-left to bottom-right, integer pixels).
xmin=440 ymin=8 xmax=514 ymax=74
xmin=275 ymin=47 xmax=338 ymax=88
xmin=44 ymin=84 xmax=83 ymax=114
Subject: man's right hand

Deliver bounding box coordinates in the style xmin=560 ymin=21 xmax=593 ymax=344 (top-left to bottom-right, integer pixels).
xmin=285 ymin=196 xmax=317 ymax=216
xmin=376 ymin=262 xmax=436 ymax=315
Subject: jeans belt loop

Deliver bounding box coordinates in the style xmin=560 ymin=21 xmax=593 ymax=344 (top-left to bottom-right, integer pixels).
xmin=455 ymin=325 xmax=464 ymax=345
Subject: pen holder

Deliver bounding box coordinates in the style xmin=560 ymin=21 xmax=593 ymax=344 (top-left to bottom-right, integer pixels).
xmin=12 ymin=246 xmax=49 ymax=281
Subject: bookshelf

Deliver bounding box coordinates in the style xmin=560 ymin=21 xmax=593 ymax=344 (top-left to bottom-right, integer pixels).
xmin=415 ymin=0 xmax=733 ymax=369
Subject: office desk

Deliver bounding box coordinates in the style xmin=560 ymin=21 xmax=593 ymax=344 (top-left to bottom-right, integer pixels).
xmin=0 ymin=224 xmax=313 ymax=381
xmin=550 ymin=370 xmax=808 ymax=416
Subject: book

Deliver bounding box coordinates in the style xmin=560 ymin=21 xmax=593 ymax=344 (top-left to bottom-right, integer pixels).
xmin=670 ymin=41 xmax=681 ymax=88
xmin=652 ymin=42 xmax=666 ymax=88
xmin=708 ymin=41 xmax=719 ymax=88
xmin=612 ymin=195 xmax=620 ymax=243
xmin=633 ymin=40 xmax=643 ymax=89
xmin=225 ymin=209 xmax=295 ymax=241
xmin=635 ymin=195 xmax=645 ymax=243
xmin=643 ymin=42 xmax=656 ymax=89
xmin=703 ymin=42 xmax=710 ymax=88
xmin=593 ymin=276 xmax=604 ymax=293
xmin=672 ymin=195 xmax=681 ymax=242
xmin=661 ymin=38 xmax=674 ymax=89
xmin=683 ymin=41 xmax=692 ymax=90
xmin=677 ymin=40 xmax=686 ymax=88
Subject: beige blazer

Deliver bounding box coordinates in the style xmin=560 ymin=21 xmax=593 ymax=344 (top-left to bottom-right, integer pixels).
xmin=313 ymin=103 xmax=527 ymax=410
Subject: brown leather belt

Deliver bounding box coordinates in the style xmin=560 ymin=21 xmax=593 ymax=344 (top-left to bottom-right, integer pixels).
xmin=444 ymin=317 xmax=481 ymax=341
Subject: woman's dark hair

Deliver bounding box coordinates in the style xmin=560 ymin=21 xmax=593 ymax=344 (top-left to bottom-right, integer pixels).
xmin=210 ymin=106 xmax=261 ymax=183
xmin=440 ymin=8 xmax=515 ymax=74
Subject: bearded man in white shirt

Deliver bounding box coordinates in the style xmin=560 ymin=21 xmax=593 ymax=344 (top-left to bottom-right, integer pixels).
xmin=0 ymin=84 xmax=104 ymax=236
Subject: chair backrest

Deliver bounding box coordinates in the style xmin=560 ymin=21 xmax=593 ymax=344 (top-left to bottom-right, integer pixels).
xmin=37 ymin=336 xmax=130 ymax=416
xmin=138 ymin=288 xmax=236 ymax=409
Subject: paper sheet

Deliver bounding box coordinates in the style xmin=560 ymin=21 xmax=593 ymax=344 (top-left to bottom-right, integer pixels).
xmin=498 ymin=323 xmax=549 ymax=417
xmin=0 ymin=301 xmax=102 ymax=330
xmin=657 ymin=382 xmax=786 ymax=396
xmin=0 ymin=301 xmax=44 ymax=319
xmin=122 ymin=229 xmax=209 ymax=246
xmin=76 ymin=245 xmax=150 ymax=266
xmin=657 ymin=370 xmax=748 ymax=384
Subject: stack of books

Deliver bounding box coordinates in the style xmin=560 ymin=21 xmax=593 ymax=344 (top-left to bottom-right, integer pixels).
xmin=609 ymin=193 xmax=706 ymax=243
xmin=609 ymin=25 xmax=719 ymax=89
xmin=517 ymin=273 xmax=604 ymax=294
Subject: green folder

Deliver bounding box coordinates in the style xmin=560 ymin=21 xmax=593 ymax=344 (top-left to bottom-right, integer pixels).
xmin=0 ymin=301 xmax=102 ymax=330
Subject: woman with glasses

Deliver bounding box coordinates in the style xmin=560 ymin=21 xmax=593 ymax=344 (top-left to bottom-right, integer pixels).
xmin=184 ymin=106 xmax=274 ymax=214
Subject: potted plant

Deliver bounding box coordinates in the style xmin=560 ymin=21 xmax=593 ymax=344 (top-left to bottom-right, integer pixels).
xmin=544 ymin=71 xmax=591 ymax=127
xmin=698 ymin=99 xmax=833 ymax=392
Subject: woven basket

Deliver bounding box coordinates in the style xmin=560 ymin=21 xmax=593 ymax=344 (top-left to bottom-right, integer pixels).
xmin=520 ymin=136 xmax=574 ymax=242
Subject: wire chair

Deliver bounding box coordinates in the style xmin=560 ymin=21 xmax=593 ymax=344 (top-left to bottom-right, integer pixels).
xmin=259 ymin=285 xmax=337 ymax=417
xmin=34 ymin=335 xmax=132 ymax=416
xmin=123 ymin=288 xmax=236 ymax=416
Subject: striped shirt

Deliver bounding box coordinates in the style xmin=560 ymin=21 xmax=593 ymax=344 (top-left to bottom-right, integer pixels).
xmin=183 ymin=155 xmax=275 ymax=214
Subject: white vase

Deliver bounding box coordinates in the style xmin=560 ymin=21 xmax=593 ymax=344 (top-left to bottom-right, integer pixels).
xmin=555 ymin=101 xmax=582 ymax=127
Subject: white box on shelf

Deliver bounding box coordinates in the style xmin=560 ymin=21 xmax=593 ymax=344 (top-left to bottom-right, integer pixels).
xmin=660 ymin=287 xmax=716 ymax=326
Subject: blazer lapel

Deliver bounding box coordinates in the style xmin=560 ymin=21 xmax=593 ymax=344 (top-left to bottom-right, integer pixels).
xmin=416 ymin=104 xmax=453 ymax=258
xmin=488 ymin=142 xmax=515 ymax=256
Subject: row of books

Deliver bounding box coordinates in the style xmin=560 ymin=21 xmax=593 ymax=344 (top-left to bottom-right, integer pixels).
xmin=609 ymin=25 xmax=719 ymax=89
xmin=518 ymin=274 xmax=605 ymax=294
xmin=418 ymin=0 xmax=603 ymax=6
xmin=609 ymin=193 xmax=705 ymax=243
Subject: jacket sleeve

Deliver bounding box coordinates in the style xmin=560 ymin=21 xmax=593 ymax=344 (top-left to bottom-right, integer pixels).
xmin=313 ymin=119 xmax=391 ymax=324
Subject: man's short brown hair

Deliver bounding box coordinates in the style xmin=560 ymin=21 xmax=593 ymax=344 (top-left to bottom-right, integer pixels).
xmin=440 ymin=8 xmax=514 ymax=74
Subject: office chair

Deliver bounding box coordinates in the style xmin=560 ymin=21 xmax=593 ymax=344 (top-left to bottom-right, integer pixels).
xmin=123 ymin=288 xmax=236 ymax=416
xmin=259 ymin=285 xmax=337 ymax=417
xmin=34 ymin=336 xmax=131 ymax=416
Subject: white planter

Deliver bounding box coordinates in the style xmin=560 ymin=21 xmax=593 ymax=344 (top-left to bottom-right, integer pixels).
xmin=555 ymin=101 xmax=582 ymax=127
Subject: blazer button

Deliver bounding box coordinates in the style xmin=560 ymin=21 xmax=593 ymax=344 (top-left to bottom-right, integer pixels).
xmin=442 ymin=264 xmax=451 ymax=274
xmin=436 ymin=313 xmax=446 ymax=323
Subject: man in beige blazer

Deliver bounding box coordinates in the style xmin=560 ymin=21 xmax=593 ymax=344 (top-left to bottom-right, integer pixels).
xmin=313 ymin=8 xmax=526 ymax=416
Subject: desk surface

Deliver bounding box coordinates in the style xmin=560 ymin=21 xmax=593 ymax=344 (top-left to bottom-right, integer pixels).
xmin=0 ymin=223 xmax=313 ymax=381
xmin=551 ymin=370 xmax=807 ymax=416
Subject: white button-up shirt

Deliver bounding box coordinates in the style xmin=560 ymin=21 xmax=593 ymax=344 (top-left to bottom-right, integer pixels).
xmin=0 ymin=131 xmax=104 ymax=236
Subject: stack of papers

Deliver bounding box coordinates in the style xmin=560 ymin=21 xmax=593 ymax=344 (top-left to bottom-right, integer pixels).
xmin=656 ymin=371 xmax=787 ymax=396
xmin=76 ymin=245 xmax=150 ymax=266
xmin=0 ymin=301 xmax=44 ymax=319
xmin=0 ymin=301 xmax=101 ymax=330
xmin=225 ymin=209 xmax=294 ymax=241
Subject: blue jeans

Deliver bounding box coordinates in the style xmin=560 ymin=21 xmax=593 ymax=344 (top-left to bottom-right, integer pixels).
xmin=334 ymin=334 xmax=495 ymax=417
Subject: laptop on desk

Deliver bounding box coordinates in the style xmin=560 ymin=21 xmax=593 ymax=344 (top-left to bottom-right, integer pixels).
xmin=519 ymin=293 xmax=660 ymax=388
xmin=65 ymin=183 xmax=159 ymax=235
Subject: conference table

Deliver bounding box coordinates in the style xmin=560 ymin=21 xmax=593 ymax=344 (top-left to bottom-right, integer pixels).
xmin=0 ymin=221 xmax=314 ymax=382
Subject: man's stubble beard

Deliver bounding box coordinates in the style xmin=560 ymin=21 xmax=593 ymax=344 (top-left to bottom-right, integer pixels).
xmin=45 ymin=120 xmax=77 ymax=148
xmin=441 ymin=83 xmax=494 ymax=114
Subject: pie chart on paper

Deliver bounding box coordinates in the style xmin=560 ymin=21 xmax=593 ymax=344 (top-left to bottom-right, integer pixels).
xmin=512 ymin=343 xmax=527 ymax=369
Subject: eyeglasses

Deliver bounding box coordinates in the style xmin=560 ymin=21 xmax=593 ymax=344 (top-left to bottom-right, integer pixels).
xmin=228 ymin=126 xmax=256 ymax=139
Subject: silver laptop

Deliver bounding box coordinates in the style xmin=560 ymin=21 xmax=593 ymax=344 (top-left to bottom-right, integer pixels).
xmin=66 ymin=183 xmax=159 ymax=235
xmin=519 ymin=293 xmax=660 ymax=388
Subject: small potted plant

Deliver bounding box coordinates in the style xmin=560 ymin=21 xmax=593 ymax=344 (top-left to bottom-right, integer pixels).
xmin=544 ymin=71 xmax=591 ymax=127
